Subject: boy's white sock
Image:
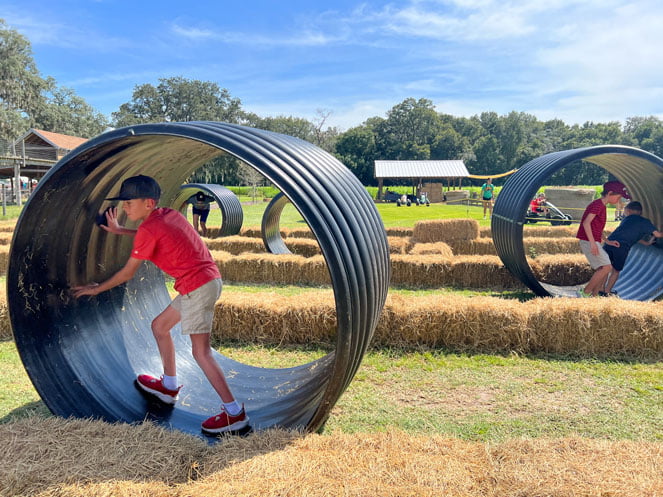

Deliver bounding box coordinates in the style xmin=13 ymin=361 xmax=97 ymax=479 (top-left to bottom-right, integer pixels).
xmin=224 ymin=401 xmax=242 ymax=416
xmin=162 ymin=375 xmax=178 ymax=391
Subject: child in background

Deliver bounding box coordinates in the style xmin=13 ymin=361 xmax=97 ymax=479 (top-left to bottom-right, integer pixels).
xmin=575 ymin=181 xmax=630 ymax=298
xmin=601 ymin=201 xmax=663 ymax=296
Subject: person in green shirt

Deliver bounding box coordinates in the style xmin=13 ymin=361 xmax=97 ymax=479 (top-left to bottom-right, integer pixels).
xmin=481 ymin=178 xmax=495 ymax=219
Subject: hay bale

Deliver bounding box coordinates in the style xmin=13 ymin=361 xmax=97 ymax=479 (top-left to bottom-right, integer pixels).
xmin=205 ymin=235 xmax=265 ymax=255
xmin=239 ymin=227 xmax=262 ymax=238
xmin=524 ymin=237 xmax=581 ymax=256
xmin=526 ymin=298 xmax=663 ymax=359
xmin=448 ymin=256 xmax=520 ymax=288
xmin=0 ymin=232 xmax=13 ymax=246
xmin=284 ymin=237 xmax=321 ymax=257
xmin=447 ymin=239 xmax=496 ymax=255
xmin=0 ymin=245 xmax=8 ymax=275
xmin=0 ymin=289 xmax=9 ymax=340
xmin=412 ymin=219 xmax=479 ymax=243
xmin=386 ymin=227 xmax=413 ymax=237
xmin=408 ymin=242 xmax=454 ymax=257
xmin=213 ymin=291 xmax=336 ymax=344
xmin=373 ymin=294 xmax=530 ymax=351
xmin=387 ymin=236 xmax=410 ymax=255
xmin=390 ymin=255 xmax=453 ymax=287
xmin=532 ymin=254 xmax=592 ymax=286
xmin=215 ymin=252 xmax=330 ymax=285
xmin=283 ymin=227 xmax=315 ymax=239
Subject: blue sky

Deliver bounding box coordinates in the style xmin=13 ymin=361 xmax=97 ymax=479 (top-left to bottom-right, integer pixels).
xmin=2 ymin=0 xmax=663 ymax=130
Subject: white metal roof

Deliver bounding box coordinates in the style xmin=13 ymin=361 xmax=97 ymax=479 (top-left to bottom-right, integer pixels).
xmin=374 ymin=160 xmax=469 ymax=178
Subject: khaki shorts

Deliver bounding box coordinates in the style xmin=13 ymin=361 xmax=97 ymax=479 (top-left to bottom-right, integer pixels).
xmin=579 ymin=240 xmax=611 ymax=269
xmin=170 ymin=278 xmax=222 ymax=335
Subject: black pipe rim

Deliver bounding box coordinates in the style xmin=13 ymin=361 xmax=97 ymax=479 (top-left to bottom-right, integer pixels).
xmin=7 ymin=121 xmax=391 ymax=436
xmin=492 ymin=145 xmax=663 ymax=301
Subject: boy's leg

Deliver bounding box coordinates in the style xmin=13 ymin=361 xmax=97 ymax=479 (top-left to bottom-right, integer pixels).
xmin=604 ymin=269 xmax=620 ymax=293
xmin=190 ymin=333 xmax=235 ymax=403
xmin=151 ymin=305 xmax=181 ymax=376
xmin=584 ymin=264 xmax=613 ymax=295
xmin=192 ymin=213 xmax=200 ymax=233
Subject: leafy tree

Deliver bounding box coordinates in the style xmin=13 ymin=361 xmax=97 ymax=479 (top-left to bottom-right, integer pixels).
xmin=34 ymin=81 xmax=108 ymax=138
xmin=112 ymin=77 xmax=243 ymax=126
xmin=430 ymin=118 xmax=468 ymax=160
xmin=335 ymin=125 xmax=377 ymax=184
xmin=374 ymin=98 xmax=442 ymax=159
xmin=0 ymin=19 xmax=48 ymax=144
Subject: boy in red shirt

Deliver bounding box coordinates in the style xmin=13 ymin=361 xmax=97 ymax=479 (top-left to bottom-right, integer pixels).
xmin=73 ymin=175 xmax=248 ymax=434
xmin=575 ymin=180 xmax=630 ymax=297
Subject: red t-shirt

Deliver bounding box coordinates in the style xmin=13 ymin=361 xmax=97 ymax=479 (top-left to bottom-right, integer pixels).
xmin=131 ymin=207 xmax=221 ymax=295
xmin=576 ymin=198 xmax=606 ymax=242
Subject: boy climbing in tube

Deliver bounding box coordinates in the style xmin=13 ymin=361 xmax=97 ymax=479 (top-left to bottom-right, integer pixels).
xmin=600 ymin=201 xmax=663 ymax=296
xmin=575 ymin=180 xmax=630 ymax=298
xmin=72 ymin=175 xmax=248 ymax=434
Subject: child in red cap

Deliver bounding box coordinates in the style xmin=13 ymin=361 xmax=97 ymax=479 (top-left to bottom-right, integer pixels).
xmin=575 ymin=180 xmax=630 ymax=297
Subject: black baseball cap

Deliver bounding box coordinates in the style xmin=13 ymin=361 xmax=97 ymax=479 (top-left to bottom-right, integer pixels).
xmin=106 ymin=175 xmax=161 ymax=201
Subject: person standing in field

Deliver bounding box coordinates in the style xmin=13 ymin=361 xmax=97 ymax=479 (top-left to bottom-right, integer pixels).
xmin=481 ymin=178 xmax=495 ymax=219
xmin=575 ymin=180 xmax=630 ymax=298
xmin=188 ymin=191 xmax=215 ymax=237
xmin=73 ymin=175 xmax=249 ymax=434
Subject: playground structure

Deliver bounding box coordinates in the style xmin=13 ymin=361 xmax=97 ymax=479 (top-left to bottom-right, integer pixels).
xmin=7 ymin=122 xmax=390 ymax=437
xmin=173 ymin=183 xmax=243 ymax=237
xmin=493 ymin=145 xmax=663 ymax=301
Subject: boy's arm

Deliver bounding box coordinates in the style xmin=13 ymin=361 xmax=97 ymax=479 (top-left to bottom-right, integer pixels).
xmin=72 ymin=257 xmax=143 ymax=297
xmin=581 ymin=213 xmax=600 ymax=254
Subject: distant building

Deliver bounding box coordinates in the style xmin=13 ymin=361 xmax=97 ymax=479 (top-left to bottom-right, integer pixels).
xmin=0 ymin=129 xmax=88 ymax=204
xmin=12 ymin=128 xmax=88 ymax=162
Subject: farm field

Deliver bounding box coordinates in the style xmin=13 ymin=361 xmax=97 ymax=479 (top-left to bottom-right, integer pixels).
xmin=0 ymin=193 xmax=661 ymax=496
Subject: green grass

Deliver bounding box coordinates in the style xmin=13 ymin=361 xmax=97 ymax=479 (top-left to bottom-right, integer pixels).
xmin=1 ymin=340 xmax=660 ymax=441
xmin=203 ymin=198 xmax=495 ymax=229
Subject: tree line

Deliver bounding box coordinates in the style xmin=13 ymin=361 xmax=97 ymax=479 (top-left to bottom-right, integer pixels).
xmin=3 ymin=18 xmax=663 ymax=188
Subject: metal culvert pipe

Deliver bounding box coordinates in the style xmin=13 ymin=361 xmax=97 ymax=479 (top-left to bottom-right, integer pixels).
xmin=492 ymin=145 xmax=663 ymax=301
xmin=172 ymin=183 xmax=243 ymax=237
xmin=8 ymin=122 xmax=391 ymax=436
xmin=262 ymin=192 xmax=292 ymax=254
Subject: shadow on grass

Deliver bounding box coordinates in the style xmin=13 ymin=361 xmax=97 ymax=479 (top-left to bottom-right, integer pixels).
xmin=0 ymin=401 xmax=50 ymax=424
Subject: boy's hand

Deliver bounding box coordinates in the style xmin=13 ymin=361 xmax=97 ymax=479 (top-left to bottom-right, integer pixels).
xmin=100 ymin=207 xmax=121 ymax=234
xmin=72 ymin=283 xmax=100 ymax=298
xmin=605 ymin=239 xmax=620 ymax=247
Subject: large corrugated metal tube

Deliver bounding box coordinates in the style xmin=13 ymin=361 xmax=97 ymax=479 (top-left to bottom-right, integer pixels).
xmin=493 ymin=145 xmax=663 ymax=301
xmin=8 ymin=122 xmax=391 ymax=437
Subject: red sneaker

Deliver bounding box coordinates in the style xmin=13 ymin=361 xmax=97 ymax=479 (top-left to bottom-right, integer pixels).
xmin=201 ymin=405 xmax=249 ymax=434
xmin=136 ymin=374 xmax=181 ymax=404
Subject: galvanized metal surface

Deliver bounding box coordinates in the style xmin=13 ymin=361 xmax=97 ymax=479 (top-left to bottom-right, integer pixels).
xmin=493 ymin=145 xmax=663 ymax=301
xmin=374 ymin=160 xmax=469 ymax=178
xmin=173 ymin=183 xmax=243 ymax=237
xmin=261 ymin=191 xmax=292 ymax=254
xmin=8 ymin=122 xmax=391 ymax=437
